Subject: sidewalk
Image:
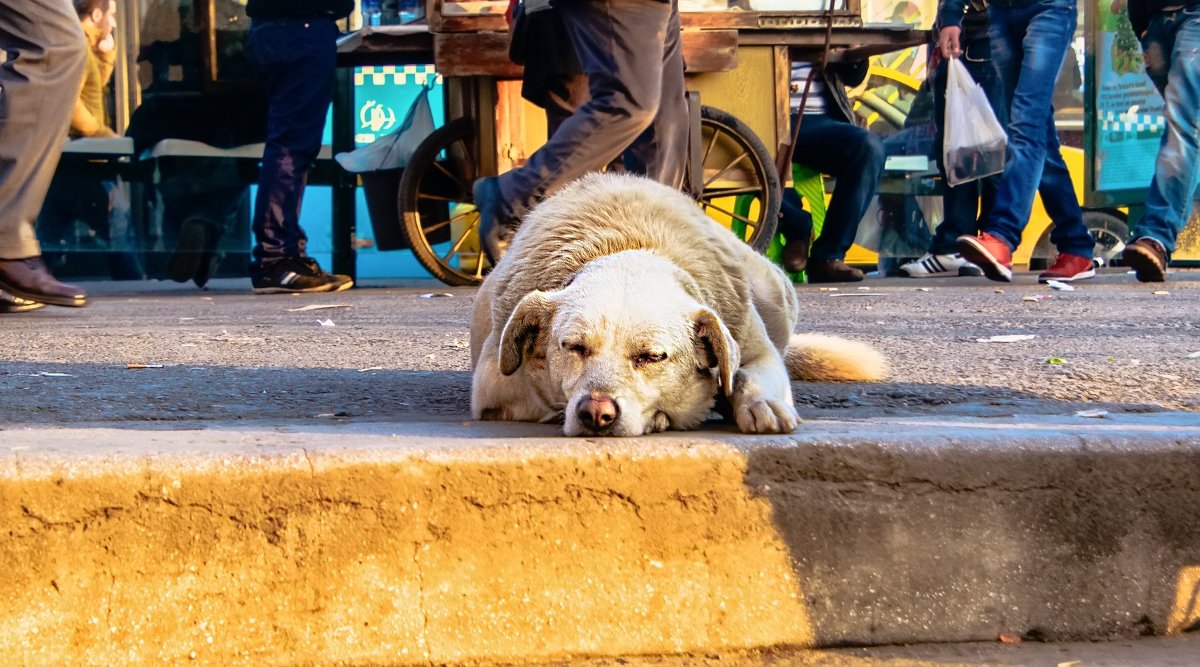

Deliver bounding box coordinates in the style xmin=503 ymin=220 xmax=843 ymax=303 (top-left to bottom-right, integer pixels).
xmin=3 ymin=270 xmax=1200 ymax=665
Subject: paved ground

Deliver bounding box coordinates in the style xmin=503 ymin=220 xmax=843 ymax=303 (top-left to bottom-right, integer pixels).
xmin=547 ymin=633 xmax=1200 ymax=666
xmin=3 ymin=268 xmax=1199 ymax=426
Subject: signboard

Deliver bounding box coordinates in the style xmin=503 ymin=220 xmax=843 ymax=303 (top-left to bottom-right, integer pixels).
xmin=1090 ymin=0 xmax=1164 ymax=195
xmin=352 ymin=65 xmax=446 ymax=147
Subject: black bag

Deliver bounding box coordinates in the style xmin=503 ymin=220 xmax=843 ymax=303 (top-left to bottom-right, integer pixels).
xmin=507 ymin=0 xmax=581 ymax=110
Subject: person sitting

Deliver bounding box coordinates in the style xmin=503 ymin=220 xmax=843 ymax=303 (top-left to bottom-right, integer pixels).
xmin=70 ymin=0 xmax=118 ymax=139
xmin=778 ymin=59 xmax=885 ymax=283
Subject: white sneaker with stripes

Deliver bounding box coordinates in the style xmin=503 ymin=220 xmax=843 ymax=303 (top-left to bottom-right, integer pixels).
xmin=898 ymin=252 xmax=983 ymax=278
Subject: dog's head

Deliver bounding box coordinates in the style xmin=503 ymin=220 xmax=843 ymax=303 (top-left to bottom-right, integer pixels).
xmin=498 ymin=251 xmax=739 ymax=436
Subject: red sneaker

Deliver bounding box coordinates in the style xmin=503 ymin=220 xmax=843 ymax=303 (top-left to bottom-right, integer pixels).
xmin=957 ymin=232 xmax=1013 ymax=282
xmin=1038 ymin=253 xmax=1096 ymax=283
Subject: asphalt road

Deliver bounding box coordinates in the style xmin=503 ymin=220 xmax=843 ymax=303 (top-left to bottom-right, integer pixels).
xmin=2 ymin=270 xmax=1199 ymax=427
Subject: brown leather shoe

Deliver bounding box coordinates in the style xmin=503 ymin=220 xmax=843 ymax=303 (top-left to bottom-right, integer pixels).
xmin=780 ymin=236 xmax=810 ymax=273
xmin=1122 ymin=236 xmax=1167 ymax=282
xmin=806 ymin=259 xmax=864 ymax=284
xmin=0 ymin=257 xmax=87 ymax=307
xmin=0 ymin=292 xmax=45 ymax=313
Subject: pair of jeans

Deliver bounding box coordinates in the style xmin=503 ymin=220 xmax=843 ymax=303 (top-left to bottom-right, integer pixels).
xmin=249 ymin=17 xmax=338 ymax=268
xmin=986 ymin=0 xmax=1094 ymax=258
xmin=497 ymin=0 xmax=688 ymax=219
xmin=929 ymin=41 xmax=1006 ymax=255
xmin=787 ymin=112 xmax=885 ymax=262
xmin=1134 ymin=5 xmax=1200 ymax=255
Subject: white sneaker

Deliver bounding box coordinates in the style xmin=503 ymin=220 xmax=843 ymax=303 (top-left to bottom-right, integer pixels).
xmin=898 ymin=252 xmax=983 ymax=278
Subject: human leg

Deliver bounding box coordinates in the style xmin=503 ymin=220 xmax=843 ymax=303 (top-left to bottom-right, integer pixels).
xmin=981 ymin=0 xmax=1077 ymax=251
xmin=1133 ymin=8 xmax=1200 ymax=256
xmin=621 ymin=0 xmax=688 ymax=189
xmin=795 ymin=115 xmax=886 ymax=264
xmin=0 ymin=0 xmax=89 ymax=307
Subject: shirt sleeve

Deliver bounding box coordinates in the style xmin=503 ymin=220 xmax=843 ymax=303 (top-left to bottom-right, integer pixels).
xmin=938 ymin=0 xmax=971 ymax=29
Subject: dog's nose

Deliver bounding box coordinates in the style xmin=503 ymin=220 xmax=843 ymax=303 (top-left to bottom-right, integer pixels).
xmin=578 ymin=395 xmax=619 ymax=432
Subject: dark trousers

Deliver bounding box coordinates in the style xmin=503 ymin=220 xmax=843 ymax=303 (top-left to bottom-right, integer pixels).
xmin=249 ymin=17 xmax=337 ymax=268
xmin=498 ymin=0 xmax=689 ymax=219
xmin=782 ymin=113 xmax=885 ymax=263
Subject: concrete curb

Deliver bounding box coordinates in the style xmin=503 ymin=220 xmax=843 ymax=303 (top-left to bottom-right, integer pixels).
xmin=4 ymin=414 xmax=1200 ymax=665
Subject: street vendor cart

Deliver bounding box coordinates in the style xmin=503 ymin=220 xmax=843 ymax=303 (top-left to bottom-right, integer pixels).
xmin=331 ymin=0 xmax=927 ymax=284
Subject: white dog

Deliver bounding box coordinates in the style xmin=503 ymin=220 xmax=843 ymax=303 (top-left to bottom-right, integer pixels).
xmin=470 ymin=173 xmax=886 ymax=436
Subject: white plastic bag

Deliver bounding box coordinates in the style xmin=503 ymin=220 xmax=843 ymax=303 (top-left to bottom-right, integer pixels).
xmin=943 ymin=57 xmax=1007 ymax=186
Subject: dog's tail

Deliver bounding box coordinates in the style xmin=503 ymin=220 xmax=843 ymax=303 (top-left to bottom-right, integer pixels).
xmin=785 ymin=333 xmax=888 ymax=382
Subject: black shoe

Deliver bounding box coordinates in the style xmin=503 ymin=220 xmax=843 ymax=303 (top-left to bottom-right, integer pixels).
xmin=806 ymin=259 xmax=865 ymax=283
xmin=251 ymin=257 xmax=354 ymax=294
xmin=168 ymin=218 xmax=214 ymax=285
xmin=472 ymin=176 xmax=518 ymax=264
xmin=299 ymin=257 xmax=353 ymax=292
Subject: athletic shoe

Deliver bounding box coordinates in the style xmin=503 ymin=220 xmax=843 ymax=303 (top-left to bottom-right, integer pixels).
xmin=251 ymin=257 xmax=354 ymax=294
xmin=300 ymin=257 xmax=354 ymax=292
xmin=957 ymin=232 xmax=1013 ymax=282
xmin=1122 ymin=237 xmax=1167 ymax=283
xmin=1038 ymin=253 xmax=1096 ymax=283
xmin=898 ymin=252 xmax=983 ymax=278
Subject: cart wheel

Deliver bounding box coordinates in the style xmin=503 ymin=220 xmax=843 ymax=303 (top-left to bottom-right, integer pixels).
xmin=397 ymin=117 xmax=490 ymax=286
xmin=698 ymin=106 xmax=781 ymax=251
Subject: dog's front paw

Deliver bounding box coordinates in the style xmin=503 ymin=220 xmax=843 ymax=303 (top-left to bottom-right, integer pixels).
xmin=734 ymin=397 xmax=800 ymax=433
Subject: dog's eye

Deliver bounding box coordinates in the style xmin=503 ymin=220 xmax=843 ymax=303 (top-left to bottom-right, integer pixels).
xmin=634 ymin=351 xmax=668 ymax=367
xmin=563 ymin=341 xmax=590 ymax=357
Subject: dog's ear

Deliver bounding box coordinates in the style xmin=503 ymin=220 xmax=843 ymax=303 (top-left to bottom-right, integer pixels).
xmin=499 ymin=290 xmax=558 ymax=375
xmin=692 ymin=307 xmax=740 ymax=396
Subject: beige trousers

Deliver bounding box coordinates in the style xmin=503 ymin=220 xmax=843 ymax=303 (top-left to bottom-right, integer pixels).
xmin=0 ymin=0 xmax=87 ymax=259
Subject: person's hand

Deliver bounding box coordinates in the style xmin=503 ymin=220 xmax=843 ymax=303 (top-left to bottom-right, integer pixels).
xmin=938 ymin=25 xmax=962 ymax=59
xmin=90 ymin=126 xmax=119 ymax=138
xmin=1110 ymin=0 xmax=1125 ymax=13
xmin=98 ymin=31 xmax=116 ymax=53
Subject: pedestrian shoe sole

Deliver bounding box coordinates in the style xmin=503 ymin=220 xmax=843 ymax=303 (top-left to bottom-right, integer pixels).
xmin=1037 ymin=268 xmax=1096 ymax=284
xmin=0 ymin=292 xmax=46 ymax=313
xmin=1124 ymin=245 xmax=1167 ymax=282
xmin=0 ymin=278 xmax=86 ymax=307
xmin=252 ymin=284 xmax=338 ymax=295
xmin=957 ymin=236 xmax=1013 ymax=283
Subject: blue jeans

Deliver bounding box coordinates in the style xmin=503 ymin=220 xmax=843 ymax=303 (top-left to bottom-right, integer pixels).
xmin=788 ymin=113 xmax=885 ymax=262
xmin=1134 ymin=5 xmax=1200 ymax=255
xmin=930 ymin=42 xmax=1006 ymax=255
xmin=986 ymin=0 xmax=1094 ymax=258
xmin=249 ymin=17 xmax=338 ymax=268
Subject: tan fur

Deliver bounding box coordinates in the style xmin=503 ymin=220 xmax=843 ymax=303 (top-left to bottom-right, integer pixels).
xmin=785 ymin=333 xmax=889 ymax=382
xmin=470 ymin=172 xmax=885 ymax=436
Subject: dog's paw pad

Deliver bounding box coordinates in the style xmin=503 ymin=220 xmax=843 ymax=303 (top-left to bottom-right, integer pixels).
xmin=735 ymin=399 xmax=799 ymax=434
xmin=647 ymin=411 xmax=671 ymax=433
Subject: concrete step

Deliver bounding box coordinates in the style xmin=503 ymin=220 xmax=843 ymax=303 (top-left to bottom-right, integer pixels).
xmin=4 ymin=413 xmax=1200 ymax=665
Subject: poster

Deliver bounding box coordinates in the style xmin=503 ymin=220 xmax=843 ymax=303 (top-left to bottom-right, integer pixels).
xmin=1094 ymin=0 xmax=1164 ymax=192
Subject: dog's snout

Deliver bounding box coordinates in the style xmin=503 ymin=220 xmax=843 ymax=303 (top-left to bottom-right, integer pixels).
xmin=578 ymin=395 xmax=619 ymax=432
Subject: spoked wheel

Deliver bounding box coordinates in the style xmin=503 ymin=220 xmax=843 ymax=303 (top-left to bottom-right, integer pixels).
xmin=397 ymin=117 xmax=491 ymax=286
xmin=697 ymin=106 xmax=781 ymax=251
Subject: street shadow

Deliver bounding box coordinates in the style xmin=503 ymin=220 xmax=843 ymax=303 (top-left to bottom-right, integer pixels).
xmin=2 ymin=362 xmax=471 ymax=427
xmin=741 ymin=417 xmax=1200 ymax=648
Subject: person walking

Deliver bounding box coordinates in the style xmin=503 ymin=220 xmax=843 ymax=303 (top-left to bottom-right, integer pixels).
xmin=0 ymin=0 xmax=90 ymax=312
xmin=244 ymin=0 xmax=355 ymax=293
xmin=899 ymin=0 xmax=995 ymax=278
xmin=1118 ymin=0 xmax=1200 ymax=282
xmin=943 ymin=0 xmax=1098 ymax=283
xmin=472 ymin=0 xmax=689 ymax=263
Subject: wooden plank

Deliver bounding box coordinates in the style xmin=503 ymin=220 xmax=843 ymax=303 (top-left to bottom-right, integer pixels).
xmin=434 ymin=30 xmax=738 ymax=77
